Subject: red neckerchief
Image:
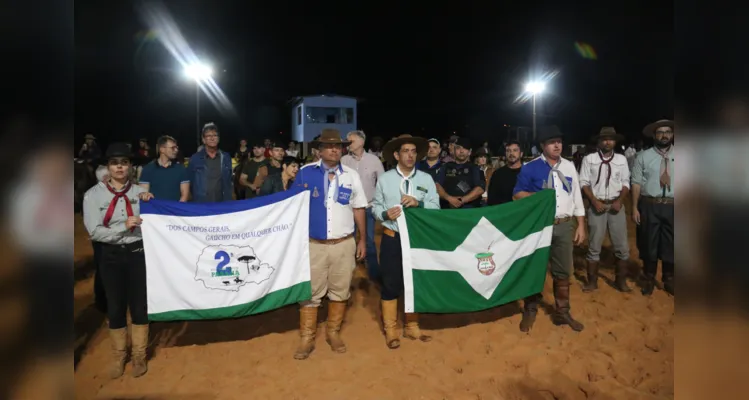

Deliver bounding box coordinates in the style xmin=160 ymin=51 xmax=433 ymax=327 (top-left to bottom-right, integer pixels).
xmin=103 ymin=181 xmax=135 ymax=232
xmin=595 ymin=151 xmax=614 ymax=187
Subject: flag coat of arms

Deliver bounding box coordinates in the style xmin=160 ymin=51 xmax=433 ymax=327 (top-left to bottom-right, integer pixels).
xmin=397 ymin=189 xmax=556 ymax=313
xmin=140 ymin=189 xmax=311 ymax=321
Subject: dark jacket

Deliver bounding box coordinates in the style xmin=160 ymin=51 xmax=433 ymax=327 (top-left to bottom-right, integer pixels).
xmin=259 ymin=173 xmax=293 ymax=196
xmin=187 ymin=148 xmax=234 ymax=202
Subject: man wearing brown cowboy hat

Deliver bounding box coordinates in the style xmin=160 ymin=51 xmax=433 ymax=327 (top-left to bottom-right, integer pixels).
xmin=631 ymin=119 xmax=674 ymax=295
xmin=579 ymin=127 xmax=633 ymax=292
xmin=513 ymin=125 xmax=586 ymax=332
xmin=373 ymin=134 xmax=440 ymax=349
xmin=292 ymin=128 xmax=368 ymax=359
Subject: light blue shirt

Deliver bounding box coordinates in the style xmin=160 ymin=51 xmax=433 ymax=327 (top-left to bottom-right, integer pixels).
xmin=631 ymin=146 xmax=674 ymax=198
xmin=373 ymin=166 xmax=440 ymax=232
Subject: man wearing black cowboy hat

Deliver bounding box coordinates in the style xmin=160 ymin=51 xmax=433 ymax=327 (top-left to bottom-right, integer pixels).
xmin=631 ymin=119 xmax=674 ymax=296
xmin=435 ymin=137 xmax=486 ymax=209
xmin=513 ymin=125 xmax=587 ymax=332
xmin=292 ymin=128 xmax=368 ymax=360
xmin=373 ymin=134 xmax=440 ymax=349
xmin=579 ymin=127 xmax=633 ymax=293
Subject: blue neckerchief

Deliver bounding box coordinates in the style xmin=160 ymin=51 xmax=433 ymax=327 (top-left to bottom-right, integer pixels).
xmin=323 ymin=164 xmax=339 ymax=206
xmin=543 ymin=158 xmax=571 ymax=193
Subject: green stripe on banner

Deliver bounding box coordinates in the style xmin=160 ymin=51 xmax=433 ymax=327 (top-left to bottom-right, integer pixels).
xmin=405 ymin=189 xmax=556 ymax=251
xmin=412 ymin=248 xmax=550 ymax=313
xmin=148 ymin=281 xmax=312 ymax=321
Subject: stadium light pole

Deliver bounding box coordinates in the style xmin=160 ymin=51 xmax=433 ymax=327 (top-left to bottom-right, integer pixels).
xmin=184 ymin=63 xmax=213 ymax=147
xmin=524 ymin=81 xmax=546 ymax=141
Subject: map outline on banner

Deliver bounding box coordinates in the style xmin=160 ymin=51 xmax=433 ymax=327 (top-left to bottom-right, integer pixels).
xmin=193 ymin=244 xmax=275 ymax=292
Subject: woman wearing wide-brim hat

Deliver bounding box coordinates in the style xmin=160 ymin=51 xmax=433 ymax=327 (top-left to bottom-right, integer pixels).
xmin=82 ymin=142 xmax=154 ymax=379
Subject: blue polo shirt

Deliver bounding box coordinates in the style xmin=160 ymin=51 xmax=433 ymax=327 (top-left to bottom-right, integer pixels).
xmin=139 ymin=159 xmax=189 ymax=201
xmin=417 ymin=159 xmax=443 ymax=181
xmin=294 ymin=161 xmax=368 ymax=241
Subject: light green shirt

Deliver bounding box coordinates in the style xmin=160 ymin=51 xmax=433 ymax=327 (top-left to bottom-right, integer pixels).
xmin=373 ymin=166 xmax=440 ymax=232
xmin=631 ymin=146 xmax=674 ymax=198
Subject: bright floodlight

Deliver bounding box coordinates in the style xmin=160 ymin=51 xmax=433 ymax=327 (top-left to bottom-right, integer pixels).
xmin=184 ymin=63 xmax=212 ymax=81
xmin=525 ymin=81 xmax=545 ymax=94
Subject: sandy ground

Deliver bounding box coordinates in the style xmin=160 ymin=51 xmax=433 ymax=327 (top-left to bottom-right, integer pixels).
xmin=73 ymin=203 xmax=674 ymax=400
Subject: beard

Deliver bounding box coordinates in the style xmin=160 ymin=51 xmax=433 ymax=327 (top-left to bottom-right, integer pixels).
xmin=655 ymin=138 xmax=673 ymax=148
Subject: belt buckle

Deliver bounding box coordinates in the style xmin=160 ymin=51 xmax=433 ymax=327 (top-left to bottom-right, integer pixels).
xmin=656 ymin=197 xmax=665 ymax=204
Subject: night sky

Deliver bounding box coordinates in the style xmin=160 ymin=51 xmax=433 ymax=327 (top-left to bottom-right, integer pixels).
xmin=75 ymin=1 xmax=673 ymax=154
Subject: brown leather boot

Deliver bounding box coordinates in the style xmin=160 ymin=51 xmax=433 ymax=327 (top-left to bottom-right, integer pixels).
xmin=614 ymin=259 xmax=632 ymax=292
xmin=519 ymin=294 xmax=540 ymax=333
xmin=380 ymin=299 xmax=400 ymax=349
xmin=582 ymin=260 xmax=599 ymax=292
xmin=403 ymin=313 xmax=432 ymax=342
xmin=325 ymin=300 xmax=347 ymax=353
xmin=108 ymin=328 xmax=128 ymax=379
xmin=552 ymin=279 xmax=585 ymax=332
xmin=130 ymin=324 xmax=149 ymax=378
xmin=294 ymin=307 xmax=318 ymax=360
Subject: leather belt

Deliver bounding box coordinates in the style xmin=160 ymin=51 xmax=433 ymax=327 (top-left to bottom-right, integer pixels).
xmin=554 ymin=217 xmax=572 ymax=225
xmin=383 ymin=228 xmax=398 ymax=237
xmin=310 ymin=234 xmax=353 ymax=245
xmin=596 ymin=198 xmax=617 ymax=205
xmin=642 ymin=196 xmax=674 ymax=204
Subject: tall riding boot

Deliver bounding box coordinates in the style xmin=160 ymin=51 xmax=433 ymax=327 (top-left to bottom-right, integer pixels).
xmin=325 ymin=300 xmax=347 ymax=353
xmin=641 ymin=260 xmax=657 ymax=296
xmin=552 ymin=279 xmax=585 ymax=332
xmin=380 ymin=299 xmax=401 ymax=349
xmin=294 ymin=307 xmax=318 ymax=360
xmin=130 ymin=324 xmax=149 ymax=378
xmin=108 ymin=327 xmax=128 ymax=379
xmin=614 ymin=259 xmax=632 ymax=292
xmin=519 ymin=294 xmax=540 ymax=333
xmin=582 ymin=260 xmax=599 ymax=292
xmin=403 ymin=313 xmax=432 ymax=342
xmin=662 ymin=262 xmax=674 ymax=295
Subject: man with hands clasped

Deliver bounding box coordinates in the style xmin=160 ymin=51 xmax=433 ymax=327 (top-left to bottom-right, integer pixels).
xmin=373 ymin=134 xmax=440 ymax=349
xmin=513 ymin=126 xmax=587 ymax=333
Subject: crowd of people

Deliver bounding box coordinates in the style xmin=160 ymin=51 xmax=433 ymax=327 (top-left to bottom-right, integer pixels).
xmin=79 ymin=118 xmax=674 ymax=377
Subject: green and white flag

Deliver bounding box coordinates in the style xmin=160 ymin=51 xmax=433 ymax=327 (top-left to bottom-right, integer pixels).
xmin=140 ymin=189 xmax=311 ymax=321
xmin=397 ymin=189 xmax=556 ymax=313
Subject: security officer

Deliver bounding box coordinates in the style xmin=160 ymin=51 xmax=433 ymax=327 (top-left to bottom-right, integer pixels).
xmin=435 ymin=137 xmax=485 ymax=209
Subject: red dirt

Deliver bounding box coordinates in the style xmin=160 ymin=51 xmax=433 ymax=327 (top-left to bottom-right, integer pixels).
xmin=73 ymin=205 xmax=673 ymax=400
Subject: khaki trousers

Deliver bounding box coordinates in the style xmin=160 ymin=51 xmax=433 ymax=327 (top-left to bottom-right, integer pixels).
xmin=301 ymin=236 xmax=356 ymax=308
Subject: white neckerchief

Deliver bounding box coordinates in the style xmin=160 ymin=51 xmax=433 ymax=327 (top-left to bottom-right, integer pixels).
xmin=395 ymin=165 xmax=416 ymax=196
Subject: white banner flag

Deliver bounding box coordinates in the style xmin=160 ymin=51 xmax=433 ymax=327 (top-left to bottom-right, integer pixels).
xmin=140 ymin=189 xmax=311 ymax=321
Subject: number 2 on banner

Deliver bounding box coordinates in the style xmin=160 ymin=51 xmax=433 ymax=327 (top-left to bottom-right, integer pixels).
xmin=214 ymin=251 xmax=232 ymax=275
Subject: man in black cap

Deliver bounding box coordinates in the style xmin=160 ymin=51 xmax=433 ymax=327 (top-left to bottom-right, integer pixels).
xmin=435 ymin=137 xmax=485 ymax=209
xmin=513 ymin=125 xmax=587 ymax=332
xmin=416 ymin=138 xmax=443 ymax=182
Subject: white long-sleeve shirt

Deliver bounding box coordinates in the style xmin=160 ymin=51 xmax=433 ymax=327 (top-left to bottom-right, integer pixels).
xmin=579 ymin=152 xmax=630 ymax=201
